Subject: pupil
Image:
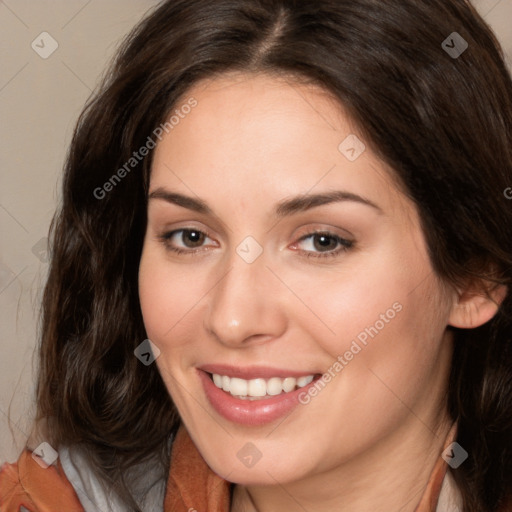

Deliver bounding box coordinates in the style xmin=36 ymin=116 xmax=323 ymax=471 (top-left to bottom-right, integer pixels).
xmin=185 ymin=230 xmax=203 ymax=247
xmin=314 ymin=234 xmax=336 ymax=251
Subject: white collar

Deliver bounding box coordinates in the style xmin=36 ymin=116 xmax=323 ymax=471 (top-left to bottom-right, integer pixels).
xmin=436 ymin=470 xmax=463 ymax=511
xmin=59 ymin=444 xmax=166 ymax=512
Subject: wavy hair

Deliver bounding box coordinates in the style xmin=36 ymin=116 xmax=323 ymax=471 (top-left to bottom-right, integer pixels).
xmin=34 ymin=0 xmax=512 ymax=510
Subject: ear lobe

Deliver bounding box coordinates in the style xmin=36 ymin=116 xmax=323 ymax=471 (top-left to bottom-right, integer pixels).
xmin=448 ymin=282 xmax=508 ymax=329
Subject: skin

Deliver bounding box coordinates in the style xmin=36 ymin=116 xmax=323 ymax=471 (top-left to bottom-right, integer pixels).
xmin=138 ymin=72 xmax=502 ymax=512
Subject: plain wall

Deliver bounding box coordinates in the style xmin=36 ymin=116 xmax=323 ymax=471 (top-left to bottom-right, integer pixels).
xmin=1 ymin=0 xmax=511 ymax=464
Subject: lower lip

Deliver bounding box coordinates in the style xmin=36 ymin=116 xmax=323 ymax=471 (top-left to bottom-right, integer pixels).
xmin=198 ymin=369 xmax=319 ymax=426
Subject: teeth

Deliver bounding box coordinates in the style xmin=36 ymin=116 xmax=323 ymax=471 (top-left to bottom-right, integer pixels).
xmin=297 ymin=375 xmax=314 ymax=387
xmin=229 ymin=377 xmax=248 ymax=396
xmin=282 ymin=377 xmax=296 ymax=393
xmin=212 ymin=374 xmax=223 ymax=388
xmin=211 ymin=373 xmax=316 ymax=399
xmin=248 ymin=378 xmax=266 ymax=397
xmin=266 ymin=377 xmax=283 ymax=396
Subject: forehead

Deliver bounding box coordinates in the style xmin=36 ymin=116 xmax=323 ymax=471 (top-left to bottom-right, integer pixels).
xmin=149 ymin=72 xmax=408 ymax=217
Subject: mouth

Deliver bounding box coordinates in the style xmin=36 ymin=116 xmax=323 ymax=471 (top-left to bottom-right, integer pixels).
xmin=197 ymin=365 xmax=323 ymax=425
xmin=209 ymin=372 xmax=318 ymax=400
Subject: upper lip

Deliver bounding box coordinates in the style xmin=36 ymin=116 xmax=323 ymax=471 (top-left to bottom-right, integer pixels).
xmin=198 ymin=364 xmax=319 ymax=380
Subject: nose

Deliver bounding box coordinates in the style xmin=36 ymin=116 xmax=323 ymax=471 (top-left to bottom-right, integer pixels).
xmin=203 ymin=252 xmax=288 ymax=348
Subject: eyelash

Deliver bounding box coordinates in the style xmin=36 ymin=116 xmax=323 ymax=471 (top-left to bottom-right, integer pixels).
xmin=158 ymin=228 xmax=354 ymax=259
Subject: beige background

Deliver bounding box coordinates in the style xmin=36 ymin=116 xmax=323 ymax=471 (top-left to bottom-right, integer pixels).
xmin=1 ymin=0 xmax=511 ymax=464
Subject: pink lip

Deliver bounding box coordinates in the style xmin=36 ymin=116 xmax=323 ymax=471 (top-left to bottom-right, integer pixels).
xmin=198 ymin=363 xmax=317 ymax=380
xmin=197 ymin=368 xmax=321 ymax=426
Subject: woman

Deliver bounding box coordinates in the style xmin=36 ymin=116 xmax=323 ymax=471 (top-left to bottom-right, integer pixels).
xmin=1 ymin=0 xmax=511 ymax=510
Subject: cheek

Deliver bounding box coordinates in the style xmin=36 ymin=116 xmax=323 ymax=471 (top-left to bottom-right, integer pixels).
xmin=292 ymin=278 xmax=451 ymax=470
xmin=282 ymin=257 xmax=413 ymax=355
xmin=327 ymin=274 xmax=450 ymax=426
xmin=138 ymin=248 xmax=205 ymax=406
xmin=138 ymin=247 xmax=208 ymax=343
xmin=291 ymin=249 xmax=450 ymax=408
xmin=138 ymin=262 xmax=173 ymax=340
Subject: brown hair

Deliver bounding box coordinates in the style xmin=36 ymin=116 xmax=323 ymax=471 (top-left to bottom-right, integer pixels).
xmin=35 ymin=0 xmax=512 ymax=510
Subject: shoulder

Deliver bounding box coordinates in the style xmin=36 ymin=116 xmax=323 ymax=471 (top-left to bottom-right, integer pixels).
xmin=0 ymin=450 xmax=83 ymax=512
xmin=2 ymin=436 xmax=171 ymax=512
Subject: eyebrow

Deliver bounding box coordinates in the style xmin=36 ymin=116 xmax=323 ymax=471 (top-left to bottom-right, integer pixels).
xmin=148 ymin=188 xmax=382 ymax=217
xmin=274 ymin=190 xmax=382 ymax=216
xmin=148 ymin=189 xmax=212 ymax=214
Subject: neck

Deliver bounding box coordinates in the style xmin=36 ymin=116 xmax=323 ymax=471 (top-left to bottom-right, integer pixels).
xmin=231 ymin=412 xmax=453 ymax=512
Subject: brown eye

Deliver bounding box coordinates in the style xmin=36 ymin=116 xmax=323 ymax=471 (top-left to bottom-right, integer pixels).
xmin=293 ymin=231 xmax=354 ymax=258
xmin=181 ymin=229 xmax=205 ymax=247
xmin=159 ymin=228 xmax=216 ymax=254
xmin=312 ymin=233 xmax=339 ymax=252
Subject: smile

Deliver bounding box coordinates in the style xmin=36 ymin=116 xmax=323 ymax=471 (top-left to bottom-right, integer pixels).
xmin=211 ymin=373 xmax=315 ymax=400
xmin=198 ymin=365 xmax=322 ymax=425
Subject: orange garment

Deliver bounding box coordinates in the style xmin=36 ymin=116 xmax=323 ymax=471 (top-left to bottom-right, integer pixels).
xmin=0 ymin=424 xmax=469 ymax=512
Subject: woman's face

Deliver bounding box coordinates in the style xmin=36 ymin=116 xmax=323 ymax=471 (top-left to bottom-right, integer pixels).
xmin=138 ymin=72 xmax=455 ymax=486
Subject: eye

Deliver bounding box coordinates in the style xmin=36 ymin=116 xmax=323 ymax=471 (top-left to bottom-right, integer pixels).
xmin=158 ymin=228 xmax=352 ymax=258
xmin=292 ymin=231 xmax=353 ymax=259
xmin=159 ymin=228 xmax=216 ymax=254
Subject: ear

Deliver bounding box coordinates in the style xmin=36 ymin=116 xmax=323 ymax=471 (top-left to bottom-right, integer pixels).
xmin=449 ymin=280 xmax=508 ymax=329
